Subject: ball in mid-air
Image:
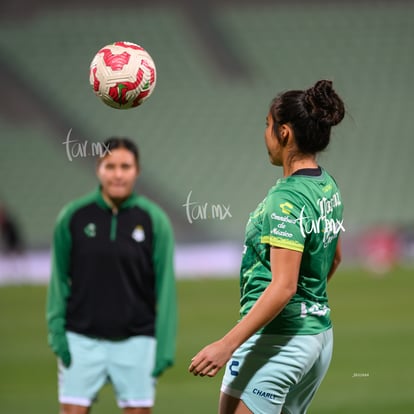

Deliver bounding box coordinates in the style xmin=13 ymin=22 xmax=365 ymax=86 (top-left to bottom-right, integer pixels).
xmin=89 ymin=41 xmax=156 ymax=109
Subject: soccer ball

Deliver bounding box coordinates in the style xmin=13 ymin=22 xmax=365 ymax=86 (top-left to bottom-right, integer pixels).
xmin=89 ymin=41 xmax=157 ymax=109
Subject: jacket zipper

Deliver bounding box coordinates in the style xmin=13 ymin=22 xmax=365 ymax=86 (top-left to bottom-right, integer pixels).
xmin=110 ymin=211 xmax=118 ymax=241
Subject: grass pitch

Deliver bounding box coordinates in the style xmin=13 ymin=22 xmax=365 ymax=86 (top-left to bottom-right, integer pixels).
xmin=0 ymin=267 xmax=412 ymax=413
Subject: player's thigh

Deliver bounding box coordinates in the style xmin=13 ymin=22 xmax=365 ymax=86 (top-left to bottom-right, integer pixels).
xmin=60 ymin=403 xmax=90 ymax=414
xmin=221 ymin=334 xmax=293 ymax=414
xmin=283 ymin=329 xmax=333 ymax=413
xmin=107 ymin=336 xmax=156 ymax=408
xmin=219 ymin=392 xmax=253 ymax=414
xmin=59 ymin=332 xmax=107 ymax=407
xmin=221 ymin=333 xmax=328 ymax=414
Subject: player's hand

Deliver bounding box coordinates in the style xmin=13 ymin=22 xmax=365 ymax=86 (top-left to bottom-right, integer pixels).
xmin=48 ymin=331 xmax=71 ymax=367
xmin=189 ymin=339 xmax=233 ymax=378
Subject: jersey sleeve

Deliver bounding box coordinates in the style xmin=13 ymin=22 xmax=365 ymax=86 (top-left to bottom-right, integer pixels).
xmin=46 ymin=206 xmax=72 ymax=335
xmin=261 ymin=189 xmax=306 ymax=252
xmin=150 ymin=206 xmax=177 ymax=377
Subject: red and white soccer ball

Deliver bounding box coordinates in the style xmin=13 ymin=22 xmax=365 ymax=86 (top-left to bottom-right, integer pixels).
xmin=89 ymin=41 xmax=157 ymax=109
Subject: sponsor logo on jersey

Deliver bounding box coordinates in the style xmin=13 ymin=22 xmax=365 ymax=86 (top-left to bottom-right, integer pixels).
xmin=270 ymin=213 xmax=296 ymax=238
xmin=300 ymin=302 xmax=330 ymax=318
xmin=270 ymin=213 xmax=296 ymax=224
xmin=298 ymin=192 xmax=345 ymax=247
xmin=271 ymin=228 xmax=294 ymax=238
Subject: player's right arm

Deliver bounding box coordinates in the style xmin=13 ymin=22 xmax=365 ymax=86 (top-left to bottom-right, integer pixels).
xmin=327 ymin=237 xmax=342 ymax=281
xmin=46 ymin=207 xmax=72 ymax=367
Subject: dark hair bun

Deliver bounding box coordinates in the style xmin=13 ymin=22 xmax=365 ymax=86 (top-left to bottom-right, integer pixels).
xmin=303 ymin=80 xmax=345 ymax=127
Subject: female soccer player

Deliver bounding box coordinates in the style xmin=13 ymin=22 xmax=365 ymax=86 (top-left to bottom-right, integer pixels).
xmin=47 ymin=137 xmax=177 ymax=414
xmin=189 ymin=80 xmax=345 ymax=414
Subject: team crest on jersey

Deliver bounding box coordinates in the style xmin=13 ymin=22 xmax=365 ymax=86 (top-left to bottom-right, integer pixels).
xmin=132 ymin=225 xmax=145 ymax=242
xmin=84 ymin=223 xmax=96 ymax=238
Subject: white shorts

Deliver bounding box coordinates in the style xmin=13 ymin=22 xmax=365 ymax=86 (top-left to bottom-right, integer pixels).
xmin=58 ymin=332 xmax=157 ymax=408
xmin=221 ymin=329 xmax=333 ymax=414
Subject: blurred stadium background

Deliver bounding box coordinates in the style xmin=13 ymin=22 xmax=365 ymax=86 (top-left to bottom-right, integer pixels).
xmin=0 ymin=0 xmax=413 ymax=412
xmin=1 ymin=0 xmax=414 ymax=277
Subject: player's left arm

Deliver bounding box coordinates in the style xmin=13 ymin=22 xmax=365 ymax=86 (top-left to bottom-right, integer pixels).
xmin=152 ymin=208 xmax=177 ymax=377
xmin=189 ymin=190 xmax=304 ymax=377
xmin=327 ymin=237 xmax=342 ymax=281
xmin=221 ymin=246 xmax=301 ymax=344
xmin=189 ymin=246 xmax=302 ymax=377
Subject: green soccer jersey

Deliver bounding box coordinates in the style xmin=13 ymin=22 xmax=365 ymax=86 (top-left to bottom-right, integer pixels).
xmin=239 ymin=168 xmax=344 ymax=335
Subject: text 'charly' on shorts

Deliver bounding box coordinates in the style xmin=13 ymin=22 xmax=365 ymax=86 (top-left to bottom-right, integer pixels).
xmin=221 ymin=329 xmax=333 ymax=414
xmin=58 ymin=331 xmax=157 ymax=408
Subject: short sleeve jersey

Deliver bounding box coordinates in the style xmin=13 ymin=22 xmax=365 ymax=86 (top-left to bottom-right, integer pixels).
xmin=239 ymin=168 xmax=344 ymax=335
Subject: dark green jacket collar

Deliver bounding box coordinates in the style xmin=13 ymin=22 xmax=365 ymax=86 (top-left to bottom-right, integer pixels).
xmin=94 ymin=187 xmax=139 ymax=211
